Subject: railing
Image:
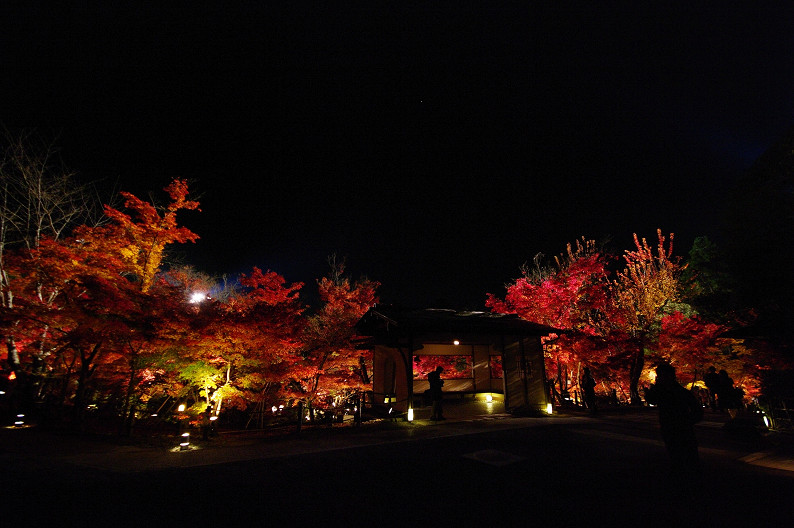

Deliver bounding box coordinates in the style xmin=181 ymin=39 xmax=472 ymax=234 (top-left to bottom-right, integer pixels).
xmin=766 ymin=398 xmax=794 ymax=430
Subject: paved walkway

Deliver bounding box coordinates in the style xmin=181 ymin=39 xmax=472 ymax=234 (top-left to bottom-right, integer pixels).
xmin=3 ymin=401 xmax=792 ymax=474
xmin=0 ymin=399 xmax=537 ymax=472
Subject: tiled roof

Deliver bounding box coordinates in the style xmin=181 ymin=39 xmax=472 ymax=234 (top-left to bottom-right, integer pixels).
xmin=356 ymin=305 xmax=561 ymax=338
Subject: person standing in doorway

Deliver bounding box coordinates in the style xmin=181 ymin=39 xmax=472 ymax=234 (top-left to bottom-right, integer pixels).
xmin=428 ymin=366 xmax=445 ymax=420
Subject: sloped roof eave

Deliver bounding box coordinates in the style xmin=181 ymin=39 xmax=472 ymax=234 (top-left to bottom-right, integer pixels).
xmin=356 ymin=306 xmax=564 ymax=340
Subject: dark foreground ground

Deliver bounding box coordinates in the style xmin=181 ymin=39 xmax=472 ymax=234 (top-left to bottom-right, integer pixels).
xmin=2 ymin=403 xmax=793 ymax=527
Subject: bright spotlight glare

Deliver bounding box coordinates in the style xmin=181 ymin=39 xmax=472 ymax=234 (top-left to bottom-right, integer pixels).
xmin=190 ymin=292 xmax=207 ymax=303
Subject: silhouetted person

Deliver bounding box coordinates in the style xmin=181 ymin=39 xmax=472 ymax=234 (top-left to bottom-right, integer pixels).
xmin=717 ymin=369 xmax=740 ymax=418
xmin=582 ymin=367 xmax=597 ymax=414
xmin=703 ymin=366 xmax=719 ymax=411
xmin=428 ymin=366 xmax=445 ymax=420
xmin=548 ymin=378 xmax=560 ymax=404
xmin=645 ymin=363 xmax=703 ymax=474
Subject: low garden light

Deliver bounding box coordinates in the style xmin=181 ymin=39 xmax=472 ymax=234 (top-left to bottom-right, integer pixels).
xmin=407 ymin=408 xmax=414 ymax=421
xmin=546 ymin=403 xmax=553 ymax=415
xmin=15 ymin=413 xmax=25 ymax=427
xmin=180 ymin=432 xmax=190 ymax=450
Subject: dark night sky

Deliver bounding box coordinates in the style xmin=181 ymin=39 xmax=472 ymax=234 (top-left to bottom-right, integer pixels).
xmin=3 ymin=4 xmax=794 ymax=308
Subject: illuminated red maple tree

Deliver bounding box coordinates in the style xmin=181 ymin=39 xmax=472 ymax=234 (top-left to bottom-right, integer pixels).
xmin=293 ymin=258 xmax=378 ymax=418
xmin=486 ymin=238 xmax=615 ymax=399
xmin=488 ymin=231 xmax=733 ymax=405
xmin=175 ymin=267 xmax=305 ymax=416
xmin=609 ymin=230 xmax=683 ymax=403
xmin=1 ymin=180 xmax=201 ymax=427
xmin=83 ymin=179 xmax=200 ymax=293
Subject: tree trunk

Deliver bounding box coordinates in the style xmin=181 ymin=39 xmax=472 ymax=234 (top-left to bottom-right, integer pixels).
xmin=5 ymin=335 xmax=20 ymax=368
xmin=119 ymin=352 xmax=139 ymax=437
xmin=30 ymin=326 xmax=53 ymax=402
xmin=72 ymin=360 xmax=91 ymax=429
xmin=214 ymin=363 xmax=232 ymax=416
xmin=354 ymin=392 xmax=362 ymax=426
xmin=628 ymin=339 xmax=645 ymax=405
xmin=296 ymin=401 xmax=304 ymax=433
xmin=72 ymin=343 xmax=101 ymax=430
xmin=58 ymin=363 xmax=74 ymax=414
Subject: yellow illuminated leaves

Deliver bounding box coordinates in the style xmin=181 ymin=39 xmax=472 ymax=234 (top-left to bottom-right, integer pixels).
xmin=613 ymin=229 xmax=681 ymax=334
xmin=78 ymin=179 xmax=199 ymax=292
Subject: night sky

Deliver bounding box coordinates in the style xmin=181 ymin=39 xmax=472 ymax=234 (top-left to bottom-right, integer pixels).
xmin=4 ymin=5 xmax=794 ymax=309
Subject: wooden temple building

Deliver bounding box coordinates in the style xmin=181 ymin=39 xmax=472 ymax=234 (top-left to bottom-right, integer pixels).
xmin=356 ymin=306 xmax=559 ymax=418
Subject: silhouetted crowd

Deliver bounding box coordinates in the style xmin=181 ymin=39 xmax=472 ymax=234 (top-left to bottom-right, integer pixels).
xmin=703 ymin=366 xmax=744 ymax=418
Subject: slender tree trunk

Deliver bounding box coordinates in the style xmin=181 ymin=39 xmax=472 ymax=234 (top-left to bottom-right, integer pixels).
xmin=359 ymin=355 xmax=370 ymax=384
xmin=120 ymin=351 xmax=138 ymax=437
xmin=31 ymin=324 xmax=51 ymax=370
xmin=1 ymin=264 xmax=20 ymax=368
xmin=73 ymin=358 xmax=90 ymax=428
xmin=354 ymin=392 xmax=362 ymax=426
xmin=59 ymin=362 xmax=75 ymax=415
xmin=5 ymin=334 xmax=20 ymax=368
xmin=628 ymin=338 xmax=645 ymax=405
xmin=72 ymin=343 xmax=101 ymax=429
xmin=296 ymin=401 xmax=304 ymax=433
xmin=214 ymin=363 xmax=232 ymax=416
